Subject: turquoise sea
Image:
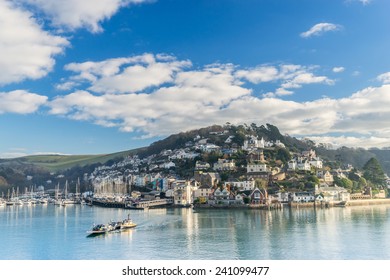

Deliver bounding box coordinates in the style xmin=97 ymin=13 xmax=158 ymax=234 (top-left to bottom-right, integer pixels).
xmin=1 ymin=204 xmax=389 ymax=260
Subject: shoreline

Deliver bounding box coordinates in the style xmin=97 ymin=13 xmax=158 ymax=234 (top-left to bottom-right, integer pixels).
xmin=193 ymin=198 xmax=390 ymax=210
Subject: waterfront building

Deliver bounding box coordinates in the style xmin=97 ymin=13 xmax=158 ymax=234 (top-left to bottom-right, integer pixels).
xmin=172 ymin=180 xmax=198 ymax=206
xmin=291 ymin=192 xmax=315 ymax=203
xmin=194 ymin=185 xmax=214 ymax=203
xmin=315 ymin=184 xmax=349 ymax=202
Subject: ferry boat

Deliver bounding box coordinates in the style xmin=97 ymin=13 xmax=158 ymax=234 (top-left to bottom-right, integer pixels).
xmin=120 ymin=215 xmax=137 ymax=229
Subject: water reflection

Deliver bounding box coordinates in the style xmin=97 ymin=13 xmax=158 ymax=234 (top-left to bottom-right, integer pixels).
xmin=1 ymin=204 xmax=390 ymax=259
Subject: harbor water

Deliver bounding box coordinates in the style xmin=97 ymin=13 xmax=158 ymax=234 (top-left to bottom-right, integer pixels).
xmin=1 ymin=204 xmax=390 ymax=260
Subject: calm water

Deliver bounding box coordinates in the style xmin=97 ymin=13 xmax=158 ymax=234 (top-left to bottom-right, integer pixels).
xmin=1 ymin=204 xmax=389 ymax=260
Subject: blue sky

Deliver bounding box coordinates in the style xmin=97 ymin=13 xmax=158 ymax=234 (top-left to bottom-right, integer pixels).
xmin=1 ymin=0 xmax=390 ymax=158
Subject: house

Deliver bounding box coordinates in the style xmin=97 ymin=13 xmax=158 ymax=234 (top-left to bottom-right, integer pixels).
xmin=195 ymin=161 xmax=211 ymax=170
xmin=288 ymin=159 xmax=297 ymax=170
xmin=224 ymin=179 xmax=255 ymax=191
xmin=213 ymin=158 xmax=236 ymax=171
xmin=242 ymin=136 xmax=265 ymax=151
xmin=302 ymin=149 xmax=316 ymax=159
xmin=273 ymin=192 xmax=290 ymax=203
xmin=161 ymin=161 xmax=176 ymax=169
xmin=316 ymin=184 xmax=350 ymax=202
xmin=309 ymin=157 xmax=323 ymax=169
xmin=292 ymin=192 xmax=315 ymax=203
xmin=194 ymin=185 xmax=214 ymax=203
xmin=194 ymin=171 xmax=220 ymax=187
xmin=247 ymin=162 xmax=268 ymax=173
xmin=172 ymin=180 xmax=198 ymax=206
xmin=250 ymin=187 xmax=267 ymax=204
xmin=323 ymin=171 xmax=334 ymax=185
xmin=297 ymin=160 xmax=311 ymax=171
xmin=315 ymin=194 xmax=324 ymax=202
xmin=213 ymin=188 xmax=230 ymax=200
xmin=225 ymin=135 xmax=235 ymax=144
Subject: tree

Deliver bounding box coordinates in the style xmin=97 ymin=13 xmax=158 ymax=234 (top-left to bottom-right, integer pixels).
xmin=276 ymin=148 xmax=291 ymax=163
xmin=363 ymin=157 xmax=386 ymax=186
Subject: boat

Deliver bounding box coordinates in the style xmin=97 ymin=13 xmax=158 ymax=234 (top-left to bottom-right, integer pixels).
xmin=335 ymin=201 xmax=348 ymax=207
xmin=120 ymin=214 xmax=137 ymax=229
xmin=86 ymin=224 xmax=109 ymax=237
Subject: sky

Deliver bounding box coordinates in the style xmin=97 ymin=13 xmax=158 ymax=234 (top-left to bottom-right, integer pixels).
xmin=1 ymin=0 xmax=390 ymax=158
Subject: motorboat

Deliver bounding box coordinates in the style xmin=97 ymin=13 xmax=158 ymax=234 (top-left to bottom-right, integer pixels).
xmin=120 ymin=215 xmax=137 ymax=229
xmin=86 ymin=224 xmax=109 ymax=237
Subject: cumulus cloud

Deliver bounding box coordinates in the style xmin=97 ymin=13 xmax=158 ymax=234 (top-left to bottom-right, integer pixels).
xmin=236 ymin=64 xmax=334 ymax=96
xmin=300 ymin=23 xmax=342 ymax=38
xmin=0 ymin=90 xmax=48 ymax=114
xmin=18 ymin=0 xmax=151 ymax=33
xmin=45 ymin=53 xmax=390 ymax=148
xmin=60 ymin=54 xmax=192 ymax=93
xmin=0 ymin=0 xmax=68 ymax=85
xmin=377 ymin=72 xmax=390 ymax=84
xmin=333 ymin=67 xmax=345 ymax=73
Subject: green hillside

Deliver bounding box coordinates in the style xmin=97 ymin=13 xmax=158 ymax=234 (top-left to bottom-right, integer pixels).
xmin=1 ymin=148 xmax=144 ymax=172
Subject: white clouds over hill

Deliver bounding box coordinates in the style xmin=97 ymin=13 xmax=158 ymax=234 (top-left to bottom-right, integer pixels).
xmin=44 ymin=54 xmax=390 ymax=148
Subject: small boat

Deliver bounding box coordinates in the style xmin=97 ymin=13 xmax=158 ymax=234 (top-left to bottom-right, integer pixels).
xmin=335 ymin=201 xmax=348 ymax=207
xmin=120 ymin=214 xmax=137 ymax=229
xmin=86 ymin=224 xmax=109 ymax=237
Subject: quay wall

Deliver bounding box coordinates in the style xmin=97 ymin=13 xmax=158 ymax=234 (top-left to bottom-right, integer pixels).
xmin=347 ymin=198 xmax=390 ymax=206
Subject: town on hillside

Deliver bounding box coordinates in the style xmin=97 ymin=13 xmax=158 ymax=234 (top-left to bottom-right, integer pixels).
xmin=87 ymin=125 xmax=390 ymax=209
xmin=1 ymin=124 xmax=389 ymax=208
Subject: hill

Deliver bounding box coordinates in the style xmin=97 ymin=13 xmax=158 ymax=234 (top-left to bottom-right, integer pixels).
xmin=1 ymin=122 xmax=390 ymax=192
xmin=1 ymin=149 xmax=143 ymax=172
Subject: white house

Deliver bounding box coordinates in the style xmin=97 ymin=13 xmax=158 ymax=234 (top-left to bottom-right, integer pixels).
xmin=224 ymin=180 xmax=255 ymax=191
xmin=309 ymin=157 xmax=323 ymax=169
xmin=297 ymin=160 xmax=311 ymax=171
xmin=172 ymin=180 xmax=198 ymax=206
xmin=195 ymin=161 xmax=211 ymax=170
xmin=214 ymin=159 xmax=236 ymax=171
xmin=242 ymin=136 xmax=265 ymax=151
xmin=288 ymin=159 xmax=297 ymax=170
xmin=292 ymin=192 xmax=315 ymax=203
xmin=247 ymin=163 xmax=268 ymax=173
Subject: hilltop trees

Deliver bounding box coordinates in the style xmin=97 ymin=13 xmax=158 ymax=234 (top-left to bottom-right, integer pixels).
xmin=363 ymin=157 xmax=386 ymax=187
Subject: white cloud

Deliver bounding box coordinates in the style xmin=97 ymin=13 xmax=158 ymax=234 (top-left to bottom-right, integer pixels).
xmin=18 ymin=0 xmax=151 ymax=33
xmin=358 ymin=0 xmax=372 ymax=5
xmin=236 ymin=64 xmax=334 ymax=96
xmin=377 ymin=72 xmax=390 ymax=84
xmin=346 ymin=0 xmax=372 ymax=5
xmin=46 ymin=53 xmax=390 ymax=149
xmin=300 ymin=23 xmax=342 ymax=38
xmin=333 ymin=67 xmax=345 ymax=73
xmin=235 ymin=66 xmax=279 ymax=83
xmin=0 ymin=0 xmax=68 ymax=85
xmin=60 ymin=54 xmax=192 ymax=93
xmin=0 ymin=90 xmax=48 ymax=114
xmin=307 ymin=135 xmax=387 ymax=149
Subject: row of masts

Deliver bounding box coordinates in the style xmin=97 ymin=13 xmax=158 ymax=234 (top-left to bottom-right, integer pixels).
xmin=0 ymin=179 xmax=84 ymax=206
